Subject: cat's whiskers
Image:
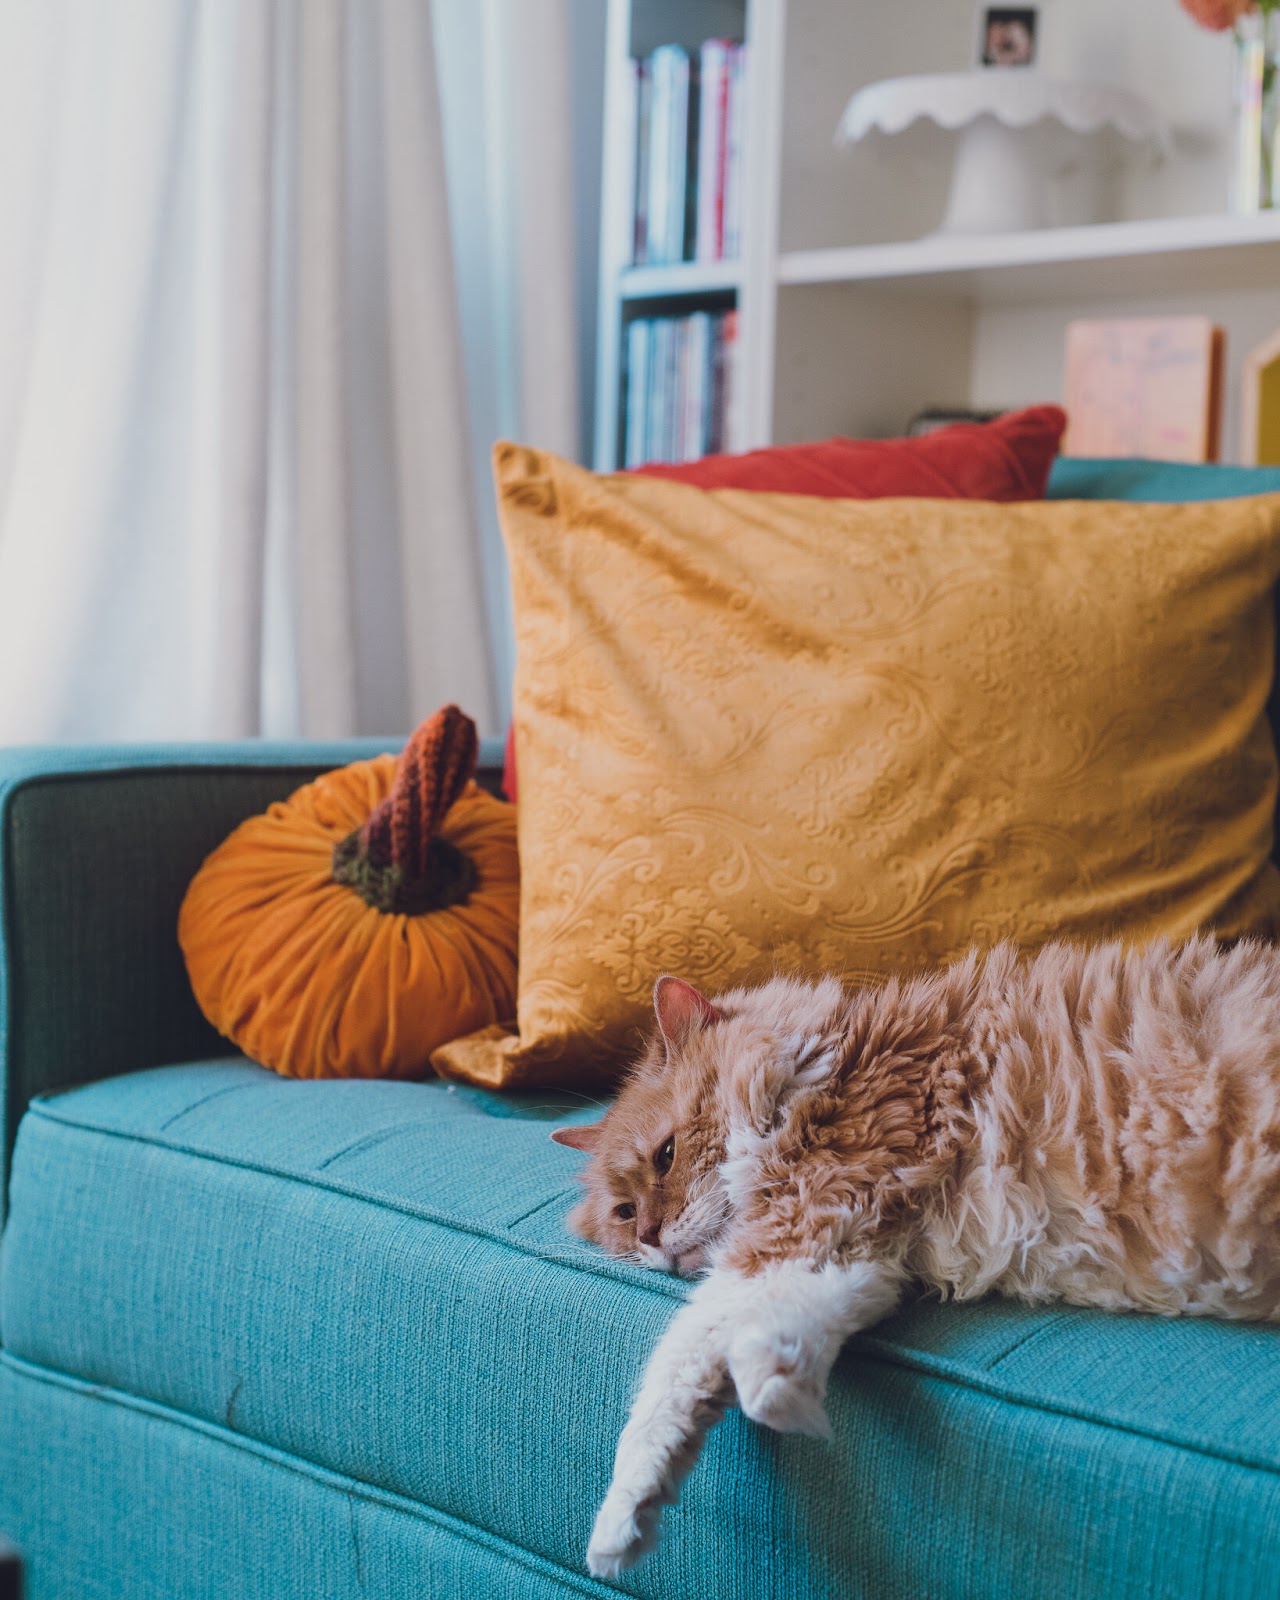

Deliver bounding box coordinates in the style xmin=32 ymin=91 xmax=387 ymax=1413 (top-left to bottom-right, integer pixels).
xmin=518 ymin=1092 xmax=614 ymax=1118
xmin=548 ymin=1239 xmax=646 ymax=1271
xmin=541 ymin=1089 xmax=613 ymax=1112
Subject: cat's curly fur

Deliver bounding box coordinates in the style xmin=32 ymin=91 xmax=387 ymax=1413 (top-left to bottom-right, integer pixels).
xmin=552 ymin=935 xmax=1280 ymax=1576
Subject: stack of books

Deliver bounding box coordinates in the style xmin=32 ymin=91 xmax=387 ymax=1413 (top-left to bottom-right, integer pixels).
xmin=623 ymin=309 xmax=740 ymax=467
xmin=630 ymin=39 xmax=747 ymax=266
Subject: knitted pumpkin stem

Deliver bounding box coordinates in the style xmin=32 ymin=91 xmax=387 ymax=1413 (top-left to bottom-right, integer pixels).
xmin=332 ymin=705 xmax=480 ymax=914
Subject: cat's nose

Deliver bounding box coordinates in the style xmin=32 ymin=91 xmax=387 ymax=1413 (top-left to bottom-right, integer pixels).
xmin=639 ymin=1218 xmax=662 ymax=1248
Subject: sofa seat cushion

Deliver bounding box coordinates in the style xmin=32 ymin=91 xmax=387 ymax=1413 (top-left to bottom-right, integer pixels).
xmin=5 ymin=1061 xmax=1280 ymax=1598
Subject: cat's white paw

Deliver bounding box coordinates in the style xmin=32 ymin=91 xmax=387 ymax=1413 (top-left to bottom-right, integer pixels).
xmin=729 ymin=1326 xmax=833 ymax=1439
xmin=740 ymin=1370 xmax=832 ymax=1438
xmin=586 ymin=1487 xmax=662 ymax=1578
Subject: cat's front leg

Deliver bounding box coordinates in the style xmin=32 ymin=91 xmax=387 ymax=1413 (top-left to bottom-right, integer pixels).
xmin=587 ymin=1277 xmax=737 ymax=1577
xmin=722 ymin=1255 xmax=905 ymax=1437
xmin=587 ymin=1256 xmax=903 ymax=1577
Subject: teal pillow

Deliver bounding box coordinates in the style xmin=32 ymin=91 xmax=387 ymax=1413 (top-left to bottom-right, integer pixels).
xmin=1048 ymin=457 xmax=1280 ymax=502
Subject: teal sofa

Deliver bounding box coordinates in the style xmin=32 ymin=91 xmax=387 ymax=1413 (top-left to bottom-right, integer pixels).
xmin=4 ymin=459 xmax=1280 ymax=1600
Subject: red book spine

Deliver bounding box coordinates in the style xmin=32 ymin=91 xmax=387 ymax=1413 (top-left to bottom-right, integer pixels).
xmin=714 ymin=46 xmax=731 ymax=260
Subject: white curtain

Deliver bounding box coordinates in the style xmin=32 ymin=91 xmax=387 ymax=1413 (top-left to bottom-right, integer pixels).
xmin=433 ymin=0 xmax=586 ymax=729
xmin=0 ymin=0 xmax=549 ymax=743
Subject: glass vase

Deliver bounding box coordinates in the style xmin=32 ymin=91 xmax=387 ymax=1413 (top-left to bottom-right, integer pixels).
xmin=1232 ymin=7 xmax=1280 ymax=212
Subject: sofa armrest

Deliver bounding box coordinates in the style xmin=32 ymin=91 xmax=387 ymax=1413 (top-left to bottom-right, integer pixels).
xmin=0 ymin=739 xmax=505 ymax=1220
xmin=0 ymin=1536 xmax=19 ymax=1600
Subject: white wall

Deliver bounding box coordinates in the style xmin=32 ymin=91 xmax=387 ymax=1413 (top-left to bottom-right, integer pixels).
xmin=779 ymin=0 xmax=1239 ymax=251
xmin=1040 ymin=0 xmax=1235 ymax=221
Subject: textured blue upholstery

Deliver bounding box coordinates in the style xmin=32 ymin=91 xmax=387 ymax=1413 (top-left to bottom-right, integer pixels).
xmin=0 ymin=1355 xmax=608 ymax=1600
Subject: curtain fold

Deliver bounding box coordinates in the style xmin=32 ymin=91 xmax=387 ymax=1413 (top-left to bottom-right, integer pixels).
xmin=190 ymin=0 xmax=273 ymax=737
xmin=378 ymin=0 xmax=496 ymax=733
xmin=0 ymin=0 xmax=500 ymax=743
xmin=433 ymin=0 xmax=584 ymax=732
xmin=506 ymin=0 xmax=582 ymax=464
xmin=293 ymin=0 xmax=360 ymax=737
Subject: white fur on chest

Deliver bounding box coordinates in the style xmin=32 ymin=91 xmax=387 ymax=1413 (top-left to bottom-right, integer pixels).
xmin=719 ymin=1123 xmax=766 ymax=1211
xmin=719 ymin=1031 xmax=840 ymax=1211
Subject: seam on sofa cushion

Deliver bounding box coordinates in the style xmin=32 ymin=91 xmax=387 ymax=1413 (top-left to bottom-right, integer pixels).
xmin=984 ymin=1310 xmax=1076 ymax=1370
xmin=314 ymin=1126 xmax=413 ymax=1171
xmin=0 ymin=1348 xmax=613 ymax=1599
xmin=508 ymin=1188 xmax=580 ymax=1228
xmin=20 ymin=1099 xmax=1280 ymax=1479
xmin=159 ymin=1082 xmax=256 ymax=1130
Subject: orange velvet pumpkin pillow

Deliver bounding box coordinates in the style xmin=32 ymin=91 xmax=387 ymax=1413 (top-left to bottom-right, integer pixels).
xmin=179 ymin=706 xmax=519 ymax=1079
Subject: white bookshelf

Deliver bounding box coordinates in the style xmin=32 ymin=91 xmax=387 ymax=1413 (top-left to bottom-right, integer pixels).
xmin=778 ymin=212 xmax=1280 ymax=300
xmin=595 ymin=0 xmax=1280 ymax=469
xmin=620 ymin=261 xmax=743 ymax=299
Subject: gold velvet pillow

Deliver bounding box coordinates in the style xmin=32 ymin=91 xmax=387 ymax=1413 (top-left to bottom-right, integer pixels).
xmin=431 ymin=444 xmax=1280 ymax=1088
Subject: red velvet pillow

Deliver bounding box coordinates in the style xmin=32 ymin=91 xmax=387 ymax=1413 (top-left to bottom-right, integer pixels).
xmin=501 ymin=404 xmax=1067 ymax=801
xmin=631 ymin=403 xmax=1066 ymax=498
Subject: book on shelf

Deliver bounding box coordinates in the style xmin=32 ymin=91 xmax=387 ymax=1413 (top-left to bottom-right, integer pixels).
xmin=643 ymin=44 xmax=688 ymax=267
xmin=1062 ymin=316 xmax=1225 ymax=462
xmin=629 ymin=38 xmax=747 ymax=266
xmin=723 ymin=46 xmax=746 ymax=261
xmin=721 ymin=309 xmax=740 ymax=453
xmin=683 ymin=311 xmax=711 ymax=459
xmin=632 ymin=58 xmax=651 ymax=265
xmin=624 ymin=317 xmax=651 ymax=468
xmin=621 ymin=310 xmax=741 ymax=468
xmin=654 ymin=317 xmax=674 ymax=461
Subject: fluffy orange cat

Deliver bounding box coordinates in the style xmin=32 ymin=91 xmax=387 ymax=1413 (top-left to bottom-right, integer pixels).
xmin=552 ymin=935 xmax=1280 ymax=1577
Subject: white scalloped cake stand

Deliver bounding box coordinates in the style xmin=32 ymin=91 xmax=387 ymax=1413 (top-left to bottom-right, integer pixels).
xmin=837 ymin=72 xmax=1172 ymax=234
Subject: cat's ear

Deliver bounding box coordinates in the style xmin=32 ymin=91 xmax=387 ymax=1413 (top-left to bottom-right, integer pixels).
xmin=654 ymin=975 xmax=723 ymax=1050
xmin=550 ymin=1123 xmax=602 ymax=1154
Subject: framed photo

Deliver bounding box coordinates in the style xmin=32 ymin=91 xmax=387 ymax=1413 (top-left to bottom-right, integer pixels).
xmin=977 ymin=6 xmax=1039 ymax=68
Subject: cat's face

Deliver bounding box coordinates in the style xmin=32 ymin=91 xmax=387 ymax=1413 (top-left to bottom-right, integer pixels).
xmin=551 ymin=977 xmax=734 ymax=1274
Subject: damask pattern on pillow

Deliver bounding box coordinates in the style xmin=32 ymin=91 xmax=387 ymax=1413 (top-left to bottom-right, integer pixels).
xmin=431 ymin=445 xmax=1280 ymax=1088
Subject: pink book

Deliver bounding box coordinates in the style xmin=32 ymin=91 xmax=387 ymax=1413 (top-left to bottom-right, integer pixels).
xmin=1062 ymin=317 xmax=1225 ymax=463
xmin=696 ymin=41 xmax=730 ymax=262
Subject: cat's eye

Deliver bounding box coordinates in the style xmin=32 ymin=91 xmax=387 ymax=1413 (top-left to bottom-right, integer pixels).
xmin=653 ymin=1136 xmax=675 ymax=1175
xmin=614 ymin=1202 xmax=636 ymax=1221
